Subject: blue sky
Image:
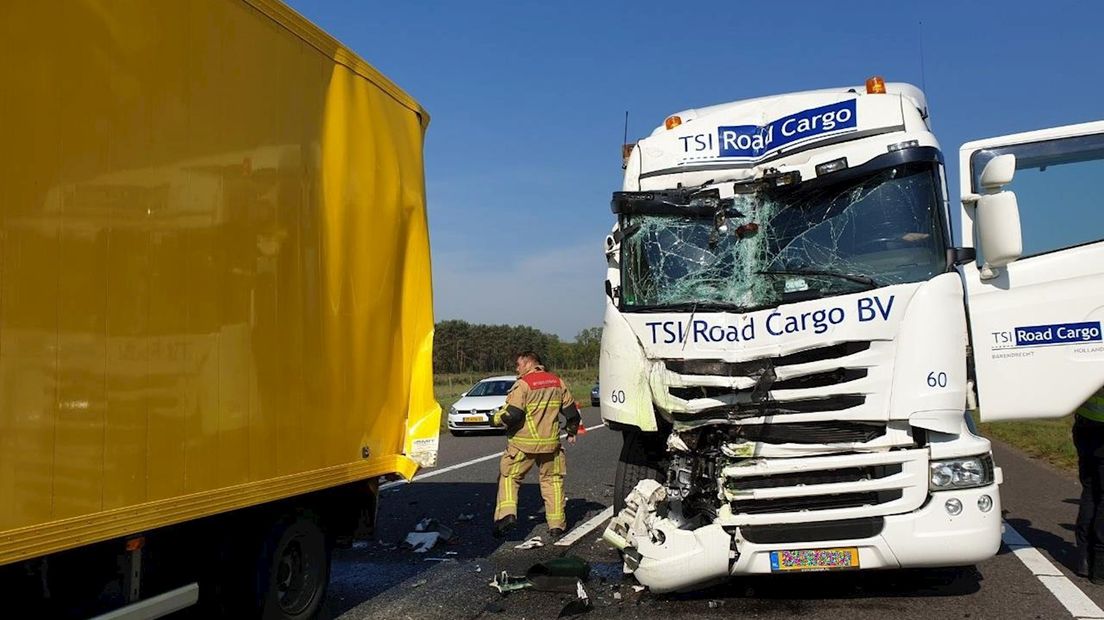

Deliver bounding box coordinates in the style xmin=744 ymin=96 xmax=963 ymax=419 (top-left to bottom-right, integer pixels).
xmin=286 ymin=1 xmax=1104 ymax=340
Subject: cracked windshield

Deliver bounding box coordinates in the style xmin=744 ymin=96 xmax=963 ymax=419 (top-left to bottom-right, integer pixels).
xmin=621 ymin=163 xmax=947 ymax=310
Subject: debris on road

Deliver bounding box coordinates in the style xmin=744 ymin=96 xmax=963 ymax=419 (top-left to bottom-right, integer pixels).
xmin=558 ymin=580 xmax=592 ymax=617
xmin=415 ymin=517 xmax=455 ymax=541
xmin=526 ymin=556 xmax=591 ymax=593
xmin=490 ymin=571 xmax=533 ymax=594
xmin=514 ymin=536 xmax=545 ymax=550
xmin=404 ymin=517 xmax=456 ymax=552
xmin=408 ymin=579 xmax=427 ymax=589
xmin=457 ymin=513 xmax=475 ymax=522
xmin=404 ymin=531 xmax=439 ymax=553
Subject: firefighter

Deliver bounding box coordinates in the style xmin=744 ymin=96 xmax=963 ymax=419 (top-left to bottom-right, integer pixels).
xmin=1074 ymin=386 xmax=1104 ymax=581
xmin=491 ymin=351 xmax=581 ymax=540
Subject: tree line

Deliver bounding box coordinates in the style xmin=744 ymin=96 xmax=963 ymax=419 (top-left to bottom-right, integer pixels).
xmin=434 ymin=320 xmax=601 ymax=374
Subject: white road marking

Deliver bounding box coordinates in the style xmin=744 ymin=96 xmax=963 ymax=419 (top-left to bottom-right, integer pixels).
xmin=1003 ymin=521 xmax=1104 ymax=619
xmin=381 ymin=423 xmax=607 ymax=491
xmin=554 ymin=506 xmax=614 ymax=547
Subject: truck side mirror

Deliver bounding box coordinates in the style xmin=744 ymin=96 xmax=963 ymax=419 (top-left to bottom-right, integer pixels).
xmin=976 ymin=192 xmax=1022 ymax=273
xmin=971 ymin=155 xmax=1023 ymax=278
xmin=980 ymin=154 xmax=1016 ymax=190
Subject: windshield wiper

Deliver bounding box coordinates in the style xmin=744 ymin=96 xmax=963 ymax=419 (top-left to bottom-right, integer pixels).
xmin=757 ymin=269 xmax=879 ymax=289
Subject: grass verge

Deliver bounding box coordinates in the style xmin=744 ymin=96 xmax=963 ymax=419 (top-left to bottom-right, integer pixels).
xmin=973 ymin=412 xmax=1077 ymax=473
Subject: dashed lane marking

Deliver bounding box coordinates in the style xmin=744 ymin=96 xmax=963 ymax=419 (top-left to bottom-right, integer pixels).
xmin=554 ymin=506 xmax=615 ymax=547
xmin=1004 ymin=521 xmax=1104 ymax=619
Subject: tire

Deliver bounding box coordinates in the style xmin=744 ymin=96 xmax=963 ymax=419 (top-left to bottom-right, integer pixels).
xmin=614 ymin=429 xmax=665 ymax=513
xmin=255 ymin=512 xmax=331 ymax=620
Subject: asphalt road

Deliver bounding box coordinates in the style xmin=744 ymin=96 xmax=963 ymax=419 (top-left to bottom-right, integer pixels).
xmin=320 ymin=409 xmax=1104 ymax=619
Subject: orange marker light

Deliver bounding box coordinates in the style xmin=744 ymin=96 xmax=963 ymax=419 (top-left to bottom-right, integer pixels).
xmin=125 ymin=536 xmax=145 ymax=552
xmin=866 ymin=76 xmax=887 ymax=94
xmin=665 ymin=115 xmax=682 ymax=130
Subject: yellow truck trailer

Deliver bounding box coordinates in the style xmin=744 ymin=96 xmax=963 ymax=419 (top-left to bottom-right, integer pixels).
xmin=0 ymin=1 xmax=440 ymax=617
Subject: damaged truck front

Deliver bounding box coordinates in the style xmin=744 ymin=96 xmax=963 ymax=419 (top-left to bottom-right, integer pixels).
xmin=600 ymin=78 xmax=1104 ymax=592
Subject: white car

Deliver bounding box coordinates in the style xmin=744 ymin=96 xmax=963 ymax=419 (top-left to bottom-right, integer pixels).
xmin=447 ymin=375 xmax=516 ymax=435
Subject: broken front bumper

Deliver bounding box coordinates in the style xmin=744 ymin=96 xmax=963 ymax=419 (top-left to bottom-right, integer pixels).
xmin=604 ymin=480 xmax=1002 ymax=593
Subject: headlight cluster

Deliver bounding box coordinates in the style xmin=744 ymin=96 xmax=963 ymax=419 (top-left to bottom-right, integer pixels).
xmin=449 ymin=406 xmax=458 ymax=415
xmin=929 ymin=454 xmax=994 ymax=491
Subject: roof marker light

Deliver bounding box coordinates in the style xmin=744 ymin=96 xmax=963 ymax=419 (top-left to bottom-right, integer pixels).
xmin=815 ymin=157 xmax=849 ymax=176
xmin=866 ymin=76 xmax=887 ymax=94
xmin=665 ymin=115 xmax=682 ymax=130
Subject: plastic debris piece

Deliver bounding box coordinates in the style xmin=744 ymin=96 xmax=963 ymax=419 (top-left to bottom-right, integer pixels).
xmin=409 ymin=579 xmax=427 ymax=588
xmin=613 ymin=592 xmax=622 ymax=600
xmin=558 ymin=580 xmax=592 ymax=617
xmin=415 ymin=518 xmax=454 ymax=542
xmin=490 ymin=571 xmax=533 ymax=594
xmin=404 ymin=531 xmax=440 ymax=553
xmin=708 ymin=600 xmax=721 ymax=609
xmin=632 ymin=585 xmax=645 ymax=593
xmin=514 ymin=536 xmax=544 ymax=550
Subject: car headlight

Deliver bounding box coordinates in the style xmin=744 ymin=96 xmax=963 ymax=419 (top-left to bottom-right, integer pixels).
xmin=929 ymin=454 xmax=994 ymax=491
xmin=449 ymin=406 xmax=458 ymax=415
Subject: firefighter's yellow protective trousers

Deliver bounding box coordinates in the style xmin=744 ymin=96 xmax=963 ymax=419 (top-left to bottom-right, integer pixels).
xmin=494 ymin=445 xmax=567 ymax=529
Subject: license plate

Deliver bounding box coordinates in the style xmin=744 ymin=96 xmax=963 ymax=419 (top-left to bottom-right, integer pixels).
xmin=463 ymin=416 xmax=484 ymax=423
xmin=769 ymin=547 xmax=859 ymax=572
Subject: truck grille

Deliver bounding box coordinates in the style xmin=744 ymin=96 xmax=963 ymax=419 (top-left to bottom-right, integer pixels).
xmin=658 ymin=340 xmax=885 ymax=429
xmin=664 ymin=341 xmax=871 ymax=376
xmin=723 ymin=421 xmax=885 ymax=444
xmin=671 ymin=394 xmax=865 ymax=422
xmin=718 ymin=449 xmax=928 ymax=526
xmin=741 ymin=517 xmax=885 ymax=544
xmin=732 ymin=490 xmax=903 ymax=515
xmin=727 ymin=463 xmax=902 ymax=490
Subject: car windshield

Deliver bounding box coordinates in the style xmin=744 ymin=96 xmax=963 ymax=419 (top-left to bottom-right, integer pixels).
xmin=467 ymin=380 xmax=514 ymax=397
xmin=620 ymin=162 xmax=947 ymax=311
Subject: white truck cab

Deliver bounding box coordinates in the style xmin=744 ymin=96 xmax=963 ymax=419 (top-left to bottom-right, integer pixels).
xmin=599 ymin=78 xmax=1104 ymax=592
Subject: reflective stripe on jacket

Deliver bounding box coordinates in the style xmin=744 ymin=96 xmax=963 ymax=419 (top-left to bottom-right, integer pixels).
xmin=493 ymin=367 xmax=577 ymax=454
xmin=1077 ymin=388 xmax=1104 ymax=423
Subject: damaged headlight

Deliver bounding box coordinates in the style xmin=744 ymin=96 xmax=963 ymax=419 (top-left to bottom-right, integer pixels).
xmin=929 ymin=454 xmax=994 ymax=491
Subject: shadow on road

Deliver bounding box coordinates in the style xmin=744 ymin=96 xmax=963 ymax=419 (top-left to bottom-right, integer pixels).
xmin=660 ymin=565 xmax=984 ymax=613
xmin=1006 ymin=514 xmax=1080 ymax=575
xmin=325 ymin=481 xmax=605 ymax=617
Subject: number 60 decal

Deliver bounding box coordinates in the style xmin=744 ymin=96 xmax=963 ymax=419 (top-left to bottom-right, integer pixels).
xmin=926 ymin=371 xmax=948 ymax=388
xmin=611 ymin=390 xmax=626 ymax=403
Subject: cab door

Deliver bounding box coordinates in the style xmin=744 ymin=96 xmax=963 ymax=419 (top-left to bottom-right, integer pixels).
xmin=960 ymin=121 xmax=1104 ymax=422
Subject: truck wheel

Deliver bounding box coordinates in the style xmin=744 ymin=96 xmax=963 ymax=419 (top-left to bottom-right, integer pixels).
xmin=614 ymin=430 xmax=665 ymax=513
xmin=256 ymin=512 xmax=331 ymax=620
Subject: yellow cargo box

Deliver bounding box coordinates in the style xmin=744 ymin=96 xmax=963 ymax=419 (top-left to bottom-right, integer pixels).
xmin=0 ymin=0 xmax=439 ymax=607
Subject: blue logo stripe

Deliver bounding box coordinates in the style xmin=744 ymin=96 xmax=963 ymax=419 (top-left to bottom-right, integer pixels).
xmin=717 ymin=99 xmax=857 ymax=159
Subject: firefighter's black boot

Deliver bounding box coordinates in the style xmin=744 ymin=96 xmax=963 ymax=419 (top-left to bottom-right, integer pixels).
xmin=1077 ymin=542 xmax=1091 ymax=578
xmin=1091 ymin=549 xmax=1104 ymax=584
xmin=493 ymin=514 xmax=517 ymax=538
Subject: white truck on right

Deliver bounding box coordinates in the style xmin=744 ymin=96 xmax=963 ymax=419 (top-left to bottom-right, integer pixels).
xmin=599 ymin=77 xmax=1104 ymax=592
